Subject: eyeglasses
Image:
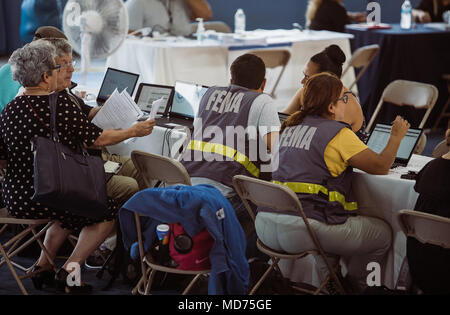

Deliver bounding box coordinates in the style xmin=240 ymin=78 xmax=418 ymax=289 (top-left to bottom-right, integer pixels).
xmin=53 ymin=64 xmax=61 ymax=72
xmin=302 ymin=71 xmax=310 ymax=81
xmin=57 ymin=60 xmax=77 ymax=70
xmin=337 ymin=91 xmax=353 ymax=104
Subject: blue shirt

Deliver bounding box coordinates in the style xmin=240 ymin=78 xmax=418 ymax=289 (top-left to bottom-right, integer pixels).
xmin=0 ymin=64 xmax=21 ymax=112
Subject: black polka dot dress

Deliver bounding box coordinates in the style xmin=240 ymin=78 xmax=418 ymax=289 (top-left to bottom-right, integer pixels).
xmin=0 ymin=94 xmax=119 ymax=232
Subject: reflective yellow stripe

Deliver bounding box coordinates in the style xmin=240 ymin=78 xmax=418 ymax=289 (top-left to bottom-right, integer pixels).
xmin=271 ymin=180 xmax=358 ymax=211
xmin=189 ymin=140 xmax=260 ymax=178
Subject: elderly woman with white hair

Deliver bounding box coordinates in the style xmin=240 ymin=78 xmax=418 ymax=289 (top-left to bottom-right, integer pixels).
xmin=0 ymin=40 xmax=155 ymax=294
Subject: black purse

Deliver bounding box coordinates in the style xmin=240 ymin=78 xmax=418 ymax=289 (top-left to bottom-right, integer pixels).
xmin=27 ymin=93 xmax=109 ymax=219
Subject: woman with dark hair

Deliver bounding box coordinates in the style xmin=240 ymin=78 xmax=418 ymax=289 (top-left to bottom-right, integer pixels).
xmin=306 ymin=0 xmax=366 ymax=33
xmin=283 ymin=45 xmax=367 ymax=142
xmin=258 ymin=72 xmax=410 ymax=293
xmin=413 ymin=0 xmax=450 ymax=23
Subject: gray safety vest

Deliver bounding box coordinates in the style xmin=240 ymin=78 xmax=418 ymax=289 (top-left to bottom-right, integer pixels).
xmin=270 ymin=115 xmax=358 ymax=225
xmin=181 ymin=85 xmax=263 ymax=187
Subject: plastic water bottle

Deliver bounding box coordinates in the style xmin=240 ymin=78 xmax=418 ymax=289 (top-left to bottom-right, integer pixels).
xmin=234 ymin=8 xmax=246 ymax=34
xmin=400 ymin=0 xmax=412 ymax=29
xmin=196 ymin=17 xmax=205 ymax=43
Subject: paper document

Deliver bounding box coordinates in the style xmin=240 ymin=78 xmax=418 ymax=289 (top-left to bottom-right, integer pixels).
xmin=149 ymin=97 xmax=165 ymax=119
xmin=92 ymin=89 xmax=144 ymax=130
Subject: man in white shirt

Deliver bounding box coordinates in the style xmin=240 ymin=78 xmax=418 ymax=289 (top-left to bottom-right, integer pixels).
xmin=126 ymin=0 xmax=212 ymax=36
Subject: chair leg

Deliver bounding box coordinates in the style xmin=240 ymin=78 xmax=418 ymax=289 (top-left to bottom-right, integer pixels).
xmin=0 ymin=242 xmax=28 ymax=295
xmin=144 ymin=268 xmax=157 ymax=295
xmin=182 ymin=273 xmax=203 ymax=295
xmin=249 ymin=257 xmax=280 ymax=295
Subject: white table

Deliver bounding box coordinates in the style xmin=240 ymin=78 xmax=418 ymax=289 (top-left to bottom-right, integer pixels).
xmin=106 ymin=29 xmax=356 ymax=111
xmin=278 ymin=154 xmax=435 ymax=290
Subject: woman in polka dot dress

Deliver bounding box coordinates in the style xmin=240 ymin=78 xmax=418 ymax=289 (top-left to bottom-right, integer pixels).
xmin=0 ymin=41 xmax=155 ymax=293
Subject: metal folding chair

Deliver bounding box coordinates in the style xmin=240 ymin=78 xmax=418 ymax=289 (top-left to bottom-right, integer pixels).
xmin=0 ymin=208 xmax=55 ymax=295
xmin=232 ymin=175 xmax=346 ymax=295
xmin=342 ymin=44 xmax=379 ymax=92
xmin=130 ymin=150 xmax=210 ymax=295
xmin=248 ymin=49 xmax=291 ymax=98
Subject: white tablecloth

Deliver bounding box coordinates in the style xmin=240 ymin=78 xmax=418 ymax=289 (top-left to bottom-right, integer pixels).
xmin=278 ymin=154 xmax=434 ymax=290
xmin=106 ymin=29 xmax=356 ymax=110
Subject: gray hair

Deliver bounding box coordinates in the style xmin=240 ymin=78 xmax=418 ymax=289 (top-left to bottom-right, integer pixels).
xmin=9 ymin=40 xmax=58 ymax=87
xmin=41 ymin=38 xmax=72 ymax=57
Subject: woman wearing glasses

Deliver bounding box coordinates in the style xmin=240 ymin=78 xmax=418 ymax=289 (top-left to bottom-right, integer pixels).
xmin=258 ymin=72 xmax=410 ymax=293
xmin=283 ymin=45 xmax=368 ymax=142
xmin=0 ymin=40 xmax=155 ymax=294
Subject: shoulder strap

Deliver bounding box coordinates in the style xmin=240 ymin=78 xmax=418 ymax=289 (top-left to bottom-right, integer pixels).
xmin=48 ymin=93 xmax=59 ymax=142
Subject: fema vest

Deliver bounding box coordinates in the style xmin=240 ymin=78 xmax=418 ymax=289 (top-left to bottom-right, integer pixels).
xmin=181 ymin=85 xmax=263 ymax=187
xmin=269 ymin=115 xmax=358 ymax=225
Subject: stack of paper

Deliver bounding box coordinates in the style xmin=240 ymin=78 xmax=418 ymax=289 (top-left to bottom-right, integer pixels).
xmin=92 ymin=89 xmax=144 ymax=130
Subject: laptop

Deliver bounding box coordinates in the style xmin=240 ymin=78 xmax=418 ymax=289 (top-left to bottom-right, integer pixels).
xmin=366 ymin=123 xmax=423 ymax=168
xmin=156 ymin=81 xmax=209 ymax=129
xmin=134 ymin=83 xmax=174 ymax=116
xmin=96 ymin=68 xmax=140 ymax=106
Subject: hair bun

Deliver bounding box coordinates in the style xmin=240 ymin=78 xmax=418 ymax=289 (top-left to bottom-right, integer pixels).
xmin=324 ymin=45 xmax=346 ymax=66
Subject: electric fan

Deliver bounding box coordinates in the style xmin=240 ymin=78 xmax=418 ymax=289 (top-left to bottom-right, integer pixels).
xmin=62 ymin=0 xmax=129 ymax=84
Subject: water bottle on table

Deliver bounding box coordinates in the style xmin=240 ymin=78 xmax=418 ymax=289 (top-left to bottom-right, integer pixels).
xmin=400 ymin=0 xmax=412 ymax=29
xmin=234 ymin=8 xmax=246 ymax=34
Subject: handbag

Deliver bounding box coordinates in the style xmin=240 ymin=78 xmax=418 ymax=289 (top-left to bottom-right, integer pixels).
xmin=28 ymin=93 xmax=109 ymax=219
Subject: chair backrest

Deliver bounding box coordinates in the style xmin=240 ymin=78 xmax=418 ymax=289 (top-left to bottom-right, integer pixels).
xmin=247 ymin=49 xmax=291 ymax=97
xmin=232 ymin=175 xmax=304 ymax=222
xmin=398 ymin=209 xmax=450 ymax=249
xmin=366 ymin=80 xmax=439 ymax=132
xmin=191 ymin=21 xmax=232 ymax=34
xmin=131 ymin=150 xmax=191 ymax=188
xmin=342 ymin=44 xmax=379 ymax=90
xmin=432 ymin=139 xmax=450 ymax=158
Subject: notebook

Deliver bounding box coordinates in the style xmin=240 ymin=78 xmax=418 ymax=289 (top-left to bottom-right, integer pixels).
xmin=134 ymin=83 xmax=174 ymax=116
xmin=96 ymin=68 xmax=139 ymax=106
xmin=156 ymin=81 xmax=209 ymax=129
xmin=366 ymin=123 xmax=423 ymax=168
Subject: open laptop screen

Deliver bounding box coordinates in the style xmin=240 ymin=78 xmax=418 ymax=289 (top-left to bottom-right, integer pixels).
xmin=134 ymin=83 xmax=174 ymax=114
xmin=367 ymin=123 xmax=423 ymax=162
xmin=97 ymin=68 xmax=139 ymax=104
xmin=170 ymin=81 xmax=208 ymax=119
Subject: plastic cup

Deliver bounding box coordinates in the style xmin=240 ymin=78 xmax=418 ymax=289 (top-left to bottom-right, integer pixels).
xmin=156 ymin=224 xmax=170 ymax=245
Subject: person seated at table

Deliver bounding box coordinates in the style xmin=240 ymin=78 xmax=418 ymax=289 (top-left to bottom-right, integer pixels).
xmin=180 ymin=53 xmax=280 ymax=258
xmin=306 ymin=0 xmax=366 ymax=33
xmin=257 ymin=72 xmax=411 ymax=293
xmin=283 ymin=44 xmax=368 ymax=142
xmin=413 ymin=0 xmax=450 ymax=23
xmin=126 ymin=0 xmax=213 ymax=36
xmin=405 ymin=143 xmax=450 ymax=294
xmin=1 ymin=40 xmax=155 ymax=294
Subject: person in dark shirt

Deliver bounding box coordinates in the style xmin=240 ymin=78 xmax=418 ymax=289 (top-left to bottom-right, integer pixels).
xmin=406 ymin=146 xmax=450 ymax=294
xmin=306 ymin=0 xmax=366 ymax=33
xmin=413 ymin=0 xmax=450 ymax=23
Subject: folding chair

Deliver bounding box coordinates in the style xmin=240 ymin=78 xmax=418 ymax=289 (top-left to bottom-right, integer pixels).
xmin=398 ymin=209 xmax=450 ymax=249
xmin=431 ymin=139 xmax=450 ymax=157
xmin=0 ymin=208 xmax=55 ymax=295
xmin=130 ymin=150 xmax=210 ymax=295
xmin=432 ymin=74 xmax=450 ymax=131
xmin=191 ymin=21 xmax=232 ymax=34
xmin=366 ymin=80 xmax=439 ymax=132
xmin=248 ymin=49 xmax=291 ymax=98
xmin=232 ymin=175 xmax=346 ymax=295
xmin=342 ymin=44 xmax=379 ymax=92
xmin=397 ymin=210 xmax=450 ymax=294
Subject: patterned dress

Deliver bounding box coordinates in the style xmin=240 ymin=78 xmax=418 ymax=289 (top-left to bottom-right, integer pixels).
xmin=0 ymin=94 xmax=118 ymax=232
